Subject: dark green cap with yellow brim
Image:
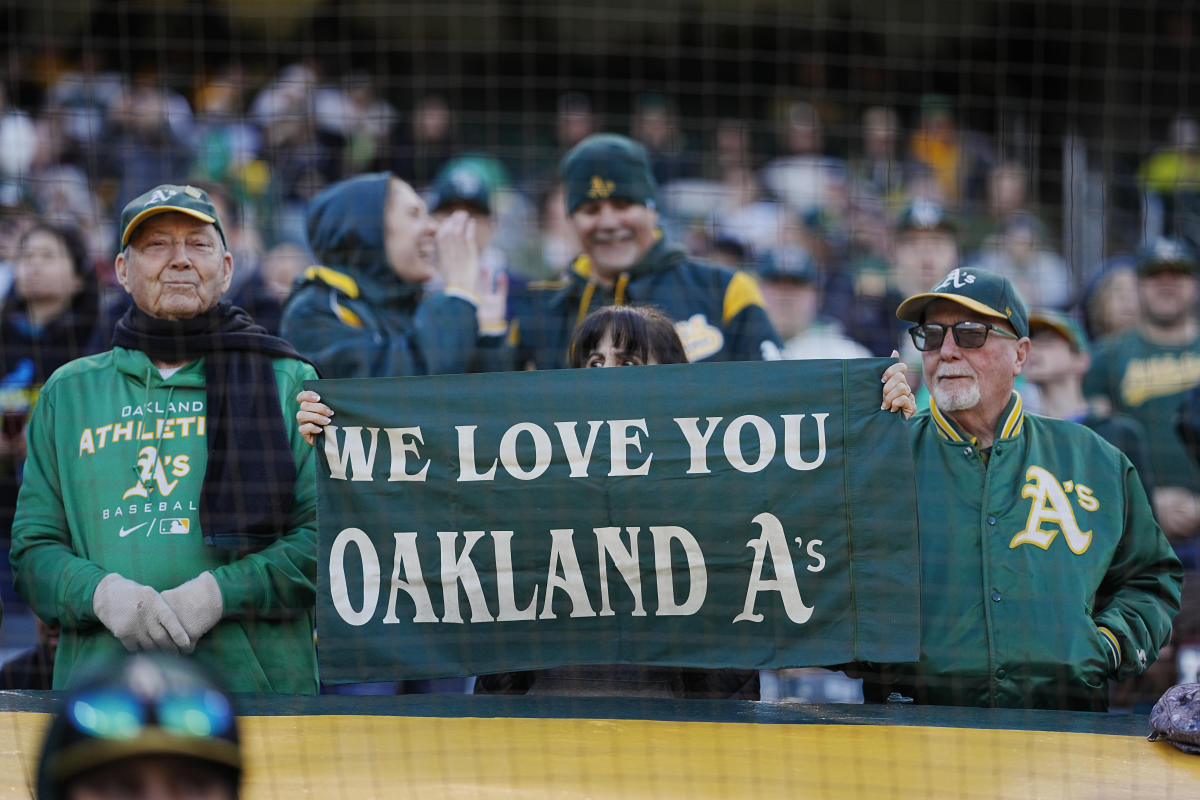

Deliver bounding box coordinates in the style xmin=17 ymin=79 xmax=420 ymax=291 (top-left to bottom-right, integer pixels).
xmin=896 ymin=266 xmax=1029 ymax=338
xmin=120 ymin=184 xmax=226 ymax=247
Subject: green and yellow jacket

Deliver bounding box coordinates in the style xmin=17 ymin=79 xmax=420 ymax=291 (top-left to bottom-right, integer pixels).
xmin=864 ymin=393 xmax=1182 ymax=711
xmin=507 ymin=238 xmax=781 ymax=369
xmin=10 ymin=347 xmax=319 ymax=693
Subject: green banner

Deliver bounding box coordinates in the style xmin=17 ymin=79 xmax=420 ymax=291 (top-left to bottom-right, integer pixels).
xmin=310 ymin=359 xmax=920 ymax=684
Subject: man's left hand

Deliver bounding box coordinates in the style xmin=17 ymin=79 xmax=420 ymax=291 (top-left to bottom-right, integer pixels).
xmin=161 ymin=571 xmax=224 ymax=652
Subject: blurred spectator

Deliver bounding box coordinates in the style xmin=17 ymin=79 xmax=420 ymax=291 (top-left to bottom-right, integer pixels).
xmin=908 ymin=94 xmax=992 ymax=207
xmin=394 ymin=93 xmax=460 ymax=189
xmin=1081 ymin=257 xmax=1141 ymax=342
xmin=191 ymin=64 xmax=268 ymax=219
xmin=972 ymin=212 xmax=1071 ymax=309
xmin=0 ymin=83 xmax=37 ymax=184
xmin=631 ymin=92 xmax=697 ymax=185
xmin=102 ymin=78 xmax=197 ymax=210
xmin=0 ymin=614 xmax=58 ymax=689
xmin=314 ymin=71 xmax=398 ymax=175
xmin=752 ymin=245 xmax=869 ymax=360
xmin=200 ymin=181 xmax=279 ymax=335
xmin=512 ymin=178 xmax=580 ymax=279
xmin=847 ymin=106 xmax=905 ymax=213
xmin=0 ymin=197 xmax=36 ymax=301
xmin=251 ymin=62 xmax=334 ymax=243
xmin=1085 ymin=237 xmax=1200 ymax=569
xmin=556 ymin=91 xmax=596 ymax=152
xmin=34 ymin=653 xmax=242 ymax=800
xmin=259 ymin=242 xmax=311 ymax=305
xmin=280 ymin=172 xmax=494 ymax=378
xmin=829 ymin=200 xmax=958 ymax=360
xmin=961 ymin=161 xmax=1042 ymax=254
xmin=0 ymin=223 xmax=102 ymax=633
xmin=762 ymin=101 xmax=847 ymax=219
xmin=44 ymin=51 xmax=127 ymax=157
xmin=1140 ymin=115 xmax=1200 ymax=247
xmin=1025 ymin=308 xmax=1154 ymax=496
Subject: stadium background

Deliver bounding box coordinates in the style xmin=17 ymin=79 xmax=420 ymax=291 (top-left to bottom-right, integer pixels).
xmin=3 ymin=1 xmax=1200 ymax=797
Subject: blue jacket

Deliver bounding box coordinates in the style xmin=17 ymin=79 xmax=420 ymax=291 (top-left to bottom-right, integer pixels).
xmin=280 ymin=172 xmax=485 ymax=378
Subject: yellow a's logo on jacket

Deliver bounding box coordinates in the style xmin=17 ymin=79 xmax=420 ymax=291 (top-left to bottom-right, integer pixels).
xmin=1010 ymin=465 xmax=1098 ymax=554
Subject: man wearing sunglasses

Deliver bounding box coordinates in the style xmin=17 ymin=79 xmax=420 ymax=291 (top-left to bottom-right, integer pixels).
xmin=855 ymin=266 xmax=1182 ymax=711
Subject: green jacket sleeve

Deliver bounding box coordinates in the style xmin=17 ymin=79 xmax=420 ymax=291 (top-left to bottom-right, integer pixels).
xmin=9 ymin=383 xmax=108 ymax=629
xmin=1092 ymin=456 xmax=1183 ymax=681
xmin=210 ymin=361 xmax=318 ymax=618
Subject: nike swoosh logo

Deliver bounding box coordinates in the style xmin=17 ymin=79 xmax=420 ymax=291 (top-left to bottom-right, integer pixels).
xmin=118 ymin=522 xmax=151 ymax=538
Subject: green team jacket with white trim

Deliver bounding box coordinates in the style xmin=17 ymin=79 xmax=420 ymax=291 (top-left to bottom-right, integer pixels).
xmin=860 ymin=392 xmax=1182 ymax=711
xmin=10 ymin=346 xmax=319 ymax=693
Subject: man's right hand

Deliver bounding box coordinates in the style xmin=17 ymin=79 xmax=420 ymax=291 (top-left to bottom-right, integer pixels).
xmin=296 ymin=390 xmax=334 ymax=446
xmin=92 ymin=573 xmax=191 ymax=653
xmin=435 ymin=210 xmax=481 ymax=295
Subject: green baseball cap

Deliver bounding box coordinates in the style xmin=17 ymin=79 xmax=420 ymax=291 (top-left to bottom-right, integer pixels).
xmin=896 ymin=266 xmax=1029 ymax=338
xmin=120 ymin=184 xmax=226 ymax=247
xmin=753 ymin=245 xmax=818 ymax=284
xmin=561 ymin=133 xmax=658 ymax=214
xmin=1029 ymin=308 xmax=1090 ymax=354
xmin=1136 ymin=236 xmax=1198 ymax=276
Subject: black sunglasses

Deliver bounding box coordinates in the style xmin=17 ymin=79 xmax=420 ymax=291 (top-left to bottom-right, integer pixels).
xmin=908 ymin=321 xmax=1019 ymax=351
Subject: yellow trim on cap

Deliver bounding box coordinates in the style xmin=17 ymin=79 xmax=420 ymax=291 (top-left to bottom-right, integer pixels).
xmin=121 ymin=206 xmax=217 ymax=245
xmin=896 ymin=292 xmax=1010 ymax=324
xmin=723 ymin=271 xmax=766 ymax=324
xmin=304 ymin=266 xmax=360 ymax=299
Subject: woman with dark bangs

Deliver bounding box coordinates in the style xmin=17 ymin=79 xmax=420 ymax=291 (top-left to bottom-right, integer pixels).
xmin=567 ymin=304 xmax=687 ymax=368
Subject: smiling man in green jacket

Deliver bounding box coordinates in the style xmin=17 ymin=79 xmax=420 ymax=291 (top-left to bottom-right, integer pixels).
xmin=10 ymin=184 xmax=319 ymax=693
xmin=863 ymin=267 xmax=1182 ymax=711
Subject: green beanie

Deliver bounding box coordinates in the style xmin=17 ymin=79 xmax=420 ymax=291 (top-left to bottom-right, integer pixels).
xmin=561 ymin=134 xmax=658 ymax=214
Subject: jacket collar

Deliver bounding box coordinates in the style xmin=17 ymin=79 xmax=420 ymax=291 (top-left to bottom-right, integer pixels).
xmin=929 ymin=390 xmax=1025 ymax=445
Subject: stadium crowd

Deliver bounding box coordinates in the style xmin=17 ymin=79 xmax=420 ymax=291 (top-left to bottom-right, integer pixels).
xmin=0 ymin=57 xmax=1197 ymax=713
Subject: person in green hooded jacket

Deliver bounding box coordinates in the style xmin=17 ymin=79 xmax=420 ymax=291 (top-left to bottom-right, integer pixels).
xmin=507 ymin=134 xmax=782 ymax=369
xmin=280 ymin=172 xmax=505 ymax=379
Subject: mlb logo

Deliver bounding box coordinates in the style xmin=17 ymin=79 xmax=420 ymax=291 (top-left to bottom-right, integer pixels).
xmin=160 ymin=518 xmax=190 ymax=535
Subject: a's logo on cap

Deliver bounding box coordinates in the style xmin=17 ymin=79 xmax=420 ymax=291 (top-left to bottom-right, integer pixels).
xmin=588 ymin=176 xmax=615 ymax=199
xmin=933 ymin=268 xmax=976 ymax=291
xmin=146 ymin=188 xmax=175 ymax=205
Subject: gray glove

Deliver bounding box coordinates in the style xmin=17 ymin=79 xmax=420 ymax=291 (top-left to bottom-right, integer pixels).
xmin=1148 ymin=683 xmax=1200 ymax=755
xmin=161 ymin=571 xmax=224 ymax=652
xmin=92 ymin=573 xmax=191 ymax=653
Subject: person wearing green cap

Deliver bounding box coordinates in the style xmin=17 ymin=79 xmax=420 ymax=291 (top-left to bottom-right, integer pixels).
xmin=1025 ymin=308 xmax=1154 ymax=497
xmin=10 ymin=183 xmax=320 ymax=693
xmin=1085 ymin=237 xmax=1200 ymax=569
xmin=855 ymin=266 xmax=1182 ymax=710
xmin=506 ymin=133 xmax=782 ymax=369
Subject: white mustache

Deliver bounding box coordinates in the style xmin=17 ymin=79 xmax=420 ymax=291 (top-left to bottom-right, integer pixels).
xmin=935 ymin=366 xmax=975 ymax=380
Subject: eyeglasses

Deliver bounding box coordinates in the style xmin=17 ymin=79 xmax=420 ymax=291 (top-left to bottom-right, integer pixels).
xmin=66 ymin=687 xmax=234 ymax=741
xmin=908 ymin=321 xmax=1020 ymax=351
